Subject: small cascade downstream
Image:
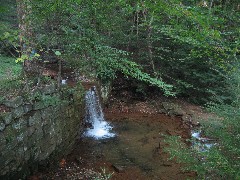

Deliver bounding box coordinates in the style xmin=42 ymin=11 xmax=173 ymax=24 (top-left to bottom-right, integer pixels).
xmin=191 ymin=129 xmax=216 ymax=152
xmin=84 ymin=86 xmax=115 ymax=139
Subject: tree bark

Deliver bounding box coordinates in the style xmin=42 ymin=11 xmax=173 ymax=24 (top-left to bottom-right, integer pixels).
xmin=16 ymin=0 xmax=35 ymax=72
xmin=147 ymin=15 xmax=155 ymax=74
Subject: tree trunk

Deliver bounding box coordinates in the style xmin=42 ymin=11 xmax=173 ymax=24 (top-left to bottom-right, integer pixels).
xmin=142 ymin=8 xmax=156 ymax=75
xmin=147 ymin=16 xmax=155 ymax=74
xmin=16 ymin=0 xmax=35 ymax=72
xmin=57 ymin=58 xmax=62 ymax=90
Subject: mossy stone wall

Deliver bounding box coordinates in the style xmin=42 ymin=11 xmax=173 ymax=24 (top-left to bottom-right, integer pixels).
xmin=0 ymin=83 xmax=84 ymax=179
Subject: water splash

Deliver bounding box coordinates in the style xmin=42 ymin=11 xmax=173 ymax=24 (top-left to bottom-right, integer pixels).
xmin=191 ymin=130 xmax=215 ymax=152
xmin=84 ymin=86 xmax=115 ymax=139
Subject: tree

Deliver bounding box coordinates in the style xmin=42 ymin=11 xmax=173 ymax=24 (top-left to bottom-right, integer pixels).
xmin=16 ymin=0 xmax=35 ymax=71
xmin=22 ymin=0 xmax=239 ymax=102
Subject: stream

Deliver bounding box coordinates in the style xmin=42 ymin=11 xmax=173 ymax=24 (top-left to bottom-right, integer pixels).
xmin=32 ymin=86 xmax=204 ymax=179
xmin=58 ymin=87 xmax=196 ymax=180
xmin=24 ymin=64 xmax=218 ymax=180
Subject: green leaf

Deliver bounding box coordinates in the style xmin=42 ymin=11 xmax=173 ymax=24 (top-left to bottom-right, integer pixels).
xmin=34 ymin=53 xmax=40 ymax=57
xmin=55 ymin=51 xmax=61 ymax=56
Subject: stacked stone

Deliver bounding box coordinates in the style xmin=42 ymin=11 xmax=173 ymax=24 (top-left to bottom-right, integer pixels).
xmin=0 ymin=84 xmax=84 ymax=178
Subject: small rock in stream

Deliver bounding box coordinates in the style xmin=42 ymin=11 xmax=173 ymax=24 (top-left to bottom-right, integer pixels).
xmin=75 ymin=157 xmax=83 ymax=164
xmin=162 ymin=162 xmax=172 ymax=167
xmin=112 ymin=164 xmax=124 ymax=173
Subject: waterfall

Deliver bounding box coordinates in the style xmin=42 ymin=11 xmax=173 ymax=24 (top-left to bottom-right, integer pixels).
xmin=84 ymin=86 xmax=115 ymax=139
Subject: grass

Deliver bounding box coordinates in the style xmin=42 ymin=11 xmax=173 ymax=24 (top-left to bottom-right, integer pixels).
xmin=0 ymin=55 xmax=22 ymax=101
xmin=0 ymin=55 xmax=21 ymax=79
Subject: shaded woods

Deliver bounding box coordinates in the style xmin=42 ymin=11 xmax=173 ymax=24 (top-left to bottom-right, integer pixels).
xmin=0 ymin=0 xmax=239 ymax=179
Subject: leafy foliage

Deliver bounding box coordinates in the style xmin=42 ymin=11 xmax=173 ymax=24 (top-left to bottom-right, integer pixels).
xmin=93 ymin=45 xmax=174 ymax=95
xmin=0 ymin=0 xmax=18 ymax=57
xmin=1 ymin=0 xmax=239 ymax=179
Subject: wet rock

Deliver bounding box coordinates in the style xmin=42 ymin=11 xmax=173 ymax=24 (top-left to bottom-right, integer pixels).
xmin=112 ymin=164 xmax=124 ymax=173
xmin=84 ymin=122 xmax=93 ymax=128
xmin=162 ymin=162 xmax=172 ymax=167
xmin=191 ymin=121 xmax=200 ymax=127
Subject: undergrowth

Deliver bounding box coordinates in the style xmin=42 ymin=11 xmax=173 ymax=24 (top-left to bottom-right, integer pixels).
xmin=164 ymin=103 xmax=240 ymax=179
xmin=0 ymin=55 xmax=22 ymax=101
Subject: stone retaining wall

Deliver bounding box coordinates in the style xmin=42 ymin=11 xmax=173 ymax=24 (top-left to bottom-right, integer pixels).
xmin=0 ymin=83 xmax=85 ymax=179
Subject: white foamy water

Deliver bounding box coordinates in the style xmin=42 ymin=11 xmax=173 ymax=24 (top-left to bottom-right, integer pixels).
xmin=61 ymin=79 xmax=67 ymax=85
xmin=191 ymin=130 xmax=215 ymax=152
xmin=84 ymin=86 xmax=115 ymax=139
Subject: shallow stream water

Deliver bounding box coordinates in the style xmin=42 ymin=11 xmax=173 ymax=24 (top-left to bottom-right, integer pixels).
xmin=65 ymin=112 xmax=196 ymax=180
xmin=64 ymin=87 xmax=195 ymax=179
xmin=31 ymin=86 xmax=197 ymax=179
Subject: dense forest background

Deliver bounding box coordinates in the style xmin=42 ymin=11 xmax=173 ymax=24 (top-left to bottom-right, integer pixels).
xmin=0 ymin=0 xmax=239 ymax=179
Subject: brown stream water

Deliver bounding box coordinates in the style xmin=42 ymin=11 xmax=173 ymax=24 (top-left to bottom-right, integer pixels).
xmin=31 ymin=112 xmax=196 ymax=180
xmin=62 ymin=112 xmax=195 ymax=180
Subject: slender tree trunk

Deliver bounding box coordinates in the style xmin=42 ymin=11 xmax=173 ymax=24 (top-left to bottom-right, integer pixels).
xmin=143 ymin=8 xmax=156 ymax=75
xmin=57 ymin=58 xmax=62 ymax=90
xmin=147 ymin=16 xmax=155 ymax=74
xmin=16 ymin=0 xmax=35 ymax=72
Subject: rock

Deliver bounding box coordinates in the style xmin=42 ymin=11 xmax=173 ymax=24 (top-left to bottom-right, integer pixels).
xmin=1 ymin=112 xmax=13 ymax=125
xmin=112 ymin=164 xmax=124 ymax=173
xmin=181 ymin=115 xmax=191 ymax=122
xmin=33 ymin=101 xmax=45 ymax=110
xmin=27 ymin=126 xmax=36 ymax=137
xmin=28 ymin=111 xmax=42 ymax=126
xmin=166 ymin=129 xmax=175 ymax=136
xmin=24 ymin=104 xmax=33 ymax=113
xmin=0 ymin=121 xmax=6 ymax=132
xmin=24 ymin=149 xmax=31 ymax=161
xmin=162 ymin=162 xmax=172 ymax=167
xmin=3 ymin=96 xmax=23 ymax=108
xmin=0 ymin=132 xmax=6 ymax=146
xmin=12 ymin=118 xmax=27 ymax=130
xmin=41 ymin=84 xmax=56 ymax=95
xmin=162 ymin=102 xmax=185 ymax=116
xmin=75 ymin=157 xmax=84 ymax=164
xmin=191 ymin=121 xmax=200 ymax=127
xmin=12 ymin=106 xmax=25 ymax=119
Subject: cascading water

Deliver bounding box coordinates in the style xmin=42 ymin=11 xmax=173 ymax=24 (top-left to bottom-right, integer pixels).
xmin=191 ymin=129 xmax=216 ymax=152
xmin=84 ymin=86 xmax=115 ymax=139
